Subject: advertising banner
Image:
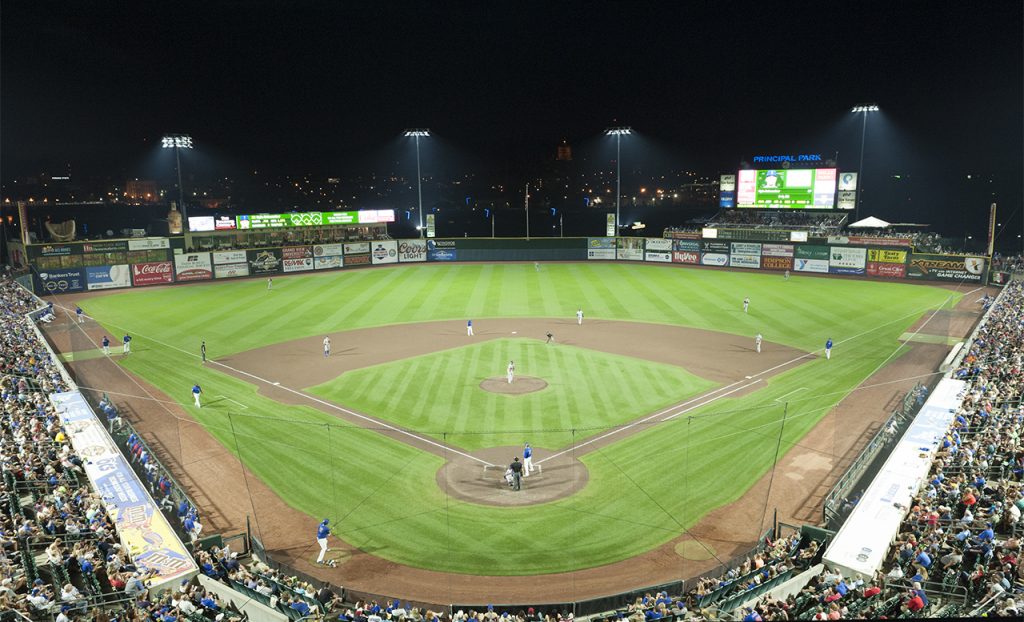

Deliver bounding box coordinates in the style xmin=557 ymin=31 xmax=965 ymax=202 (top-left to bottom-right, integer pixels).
xmin=667 ymin=230 xmax=701 ymax=240
xmin=282 ymin=246 xmax=313 ymax=259
xmin=173 ymin=253 xmax=213 ymax=281
xmin=720 ymin=174 xmax=737 ymax=192
xmin=427 ymin=239 xmax=457 ymax=262
xmin=719 ymin=191 xmax=735 ymax=209
xmin=616 ymin=237 xmax=643 ymax=261
xmin=50 ymin=391 xmax=197 ymax=590
xmin=427 ymin=213 xmax=436 ymax=238
xmin=247 ymin=249 xmax=281 ymax=275
xmin=828 ymin=235 xmax=911 ymax=247
xmin=606 ymin=213 xmax=615 ymax=237
xmin=672 ymin=250 xmax=700 ymax=264
xmin=128 ymin=238 xmax=170 ymax=251
xmin=645 ymin=238 xmax=672 ymax=252
xmin=906 ymin=254 xmax=986 ymax=283
xmin=730 ymin=254 xmax=761 ymax=269
xmin=795 ymin=245 xmax=830 ymax=260
xmin=398 ymin=239 xmax=427 ymax=262
xmin=282 ymin=258 xmax=314 ymax=272
xmin=829 ymin=247 xmax=867 ymax=274
xmin=866 ymin=262 xmax=907 ymax=278
xmin=212 ymin=250 xmax=247 ymax=265
xmin=761 ymin=256 xmax=793 ymax=271
xmin=132 ymin=262 xmax=174 ymax=286
xmin=345 ymin=253 xmax=372 ymax=266
xmin=838 ymin=172 xmax=858 ymax=191
xmin=837 ymin=191 xmax=856 ymax=210
xmin=83 ymin=241 xmax=129 ymax=253
xmin=40 ymin=245 xmax=73 ymax=257
xmin=731 ymin=242 xmax=762 ymax=255
xmin=344 ymin=242 xmax=371 ymax=255
xmin=701 ymin=241 xmax=730 ymax=253
xmin=645 ymin=251 xmax=672 ymax=263
xmin=35 ymin=268 xmax=86 ymax=293
xmin=794 ymin=258 xmax=829 ymax=273
xmin=673 ymin=240 xmax=700 ymax=252
xmin=314 ymin=255 xmax=343 ymax=270
xmin=214 ymin=263 xmax=250 ymax=279
xmin=587 ymin=237 xmax=616 ymax=260
xmin=85 ymin=265 xmax=131 ymax=290
xmin=371 ymin=240 xmax=399 ymax=265
xmin=867 ymin=249 xmax=907 ymax=264
xmin=701 ymin=252 xmax=729 ymax=266
xmin=761 ymin=243 xmax=794 ymax=257
xmin=313 ymin=243 xmax=344 ymax=257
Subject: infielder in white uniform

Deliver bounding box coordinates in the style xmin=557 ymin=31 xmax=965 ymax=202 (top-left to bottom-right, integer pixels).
xmin=755 ymin=332 xmax=763 ymax=353
xmin=323 ymin=336 xmax=331 ymax=357
xmin=507 ymin=360 xmax=515 ymax=384
xmin=576 ymin=308 xmax=583 ymax=325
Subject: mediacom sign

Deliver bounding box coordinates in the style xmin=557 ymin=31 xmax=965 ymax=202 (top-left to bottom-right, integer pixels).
xmin=701 ymin=253 xmax=729 ymax=266
xmin=906 ymin=254 xmax=986 ymax=283
xmin=132 ymin=262 xmax=174 ymax=286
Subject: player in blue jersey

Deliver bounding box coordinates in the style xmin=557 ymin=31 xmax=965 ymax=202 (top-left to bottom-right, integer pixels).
xmin=316 ymin=519 xmax=331 ymax=564
xmin=826 ymin=338 xmax=833 ymax=360
xmin=523 ymin=442 xmax=534 ymax=477
xmin=122 ymin=333 xmax=132 ymax=354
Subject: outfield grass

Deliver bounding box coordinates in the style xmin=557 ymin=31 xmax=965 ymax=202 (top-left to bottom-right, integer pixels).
xmin=79 ymin=263 xmax=961 ymax=574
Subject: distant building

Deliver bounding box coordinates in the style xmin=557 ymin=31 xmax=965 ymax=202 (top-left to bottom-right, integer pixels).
xmin=125 ymin=179 xmax=158 ymax=203
xmin=556 ymin=140 xmax=572 ymax=161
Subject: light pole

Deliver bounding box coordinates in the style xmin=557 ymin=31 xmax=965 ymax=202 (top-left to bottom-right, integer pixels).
xmin=161 ymin=134 xmax=193 ymax=222
xmin=604 ymin=126 xmax=633 ymax=233
xmin=850 ymin=105 xmax=878 ymax=221
xmin=403 ymin=129 xmax=430 ymax=237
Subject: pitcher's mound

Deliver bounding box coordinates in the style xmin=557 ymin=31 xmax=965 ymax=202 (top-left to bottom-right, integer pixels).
xmin=480 ymin=376 xmax=548 ymax=395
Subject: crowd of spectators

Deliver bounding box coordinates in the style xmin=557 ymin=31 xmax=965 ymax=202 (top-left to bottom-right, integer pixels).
xmin=992 ymin=253 xmax=1024 ymax=274
xmin=706 ymin=211 xmax=847 ymax=234
xmin=186 ymin=229 xmax=391 ymax=254
xmin=733 ymin=282 xmax=1024 ymax=620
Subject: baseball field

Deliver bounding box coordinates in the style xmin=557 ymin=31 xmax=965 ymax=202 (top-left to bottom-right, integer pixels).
xmin=72 ymin=262 xmax=960 ymax=579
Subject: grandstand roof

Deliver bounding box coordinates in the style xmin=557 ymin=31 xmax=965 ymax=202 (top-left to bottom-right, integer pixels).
xmin=848 ymin=216 xmax=891 ymax=228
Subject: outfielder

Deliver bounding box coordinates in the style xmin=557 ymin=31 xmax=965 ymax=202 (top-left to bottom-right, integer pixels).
xmin=267 ymin=277 xmax=273 ymax=290
xmin=316 ymin=519 xmax=330 ymax=564
xmin=784 ymin=270 xmax=790 ymax=280
xmin=507 ymin=360 xmax=515 ymax=384
xmin=122 ymin=333 xmax=132 ymax=354
xmin=467 ymin=319 xmax=474 ymax=336
xmin=576 ymin=308 xmax=583 ymax=325
xmin=323 ymin=336 xmax=331 ymax=357
xmin=201 ymin=341 xmax=207 ymax=362
xmin=755 ymin=332 xmax=763 ymax=354
xmin=743 ymin=297 xmax=750 ymax=313
xmin=825 ymin=338 xmax=833 ymax=360
xmin=192 ymin=383 xmax=202 ymax=408
xmin=523 ymin=442 xmax=533 ymax=477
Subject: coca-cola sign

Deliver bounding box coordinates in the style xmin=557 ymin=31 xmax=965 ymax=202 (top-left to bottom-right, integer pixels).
xmin=132 ymin=261 xmax=175 ymax=286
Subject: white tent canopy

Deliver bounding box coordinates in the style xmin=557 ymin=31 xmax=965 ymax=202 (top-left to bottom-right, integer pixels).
xmin=848 ymin=216 xmax=891 ymax=228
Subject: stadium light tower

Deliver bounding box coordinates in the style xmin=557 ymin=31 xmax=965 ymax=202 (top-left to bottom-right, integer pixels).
xmin=850 ymin=105 xmax=878 ymax=221
xmin=604 ymin=126 xmax=633 ymax=232
xmin=403 ymin=129 xmax=430 ymax=237
xmin=161 ymin=134 xmax=193 ymax=221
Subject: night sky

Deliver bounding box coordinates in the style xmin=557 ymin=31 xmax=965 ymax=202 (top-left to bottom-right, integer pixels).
xmin=2 ymin=1 xmax=1022 ymax=232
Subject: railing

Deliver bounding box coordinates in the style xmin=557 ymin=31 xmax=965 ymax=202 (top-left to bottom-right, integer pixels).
xmin=822 ymin=383 xmax=928 ymax=529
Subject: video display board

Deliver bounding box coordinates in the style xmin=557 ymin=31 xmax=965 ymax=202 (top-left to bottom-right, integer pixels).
xmin=736 ymin=168 xmax=837 ymax=209
xmin=235 ymin=210 xmax=395 ymax=229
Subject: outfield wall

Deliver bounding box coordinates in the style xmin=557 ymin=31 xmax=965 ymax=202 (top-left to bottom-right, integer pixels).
xmin=23 ymin=236 xmax=989 ymax=294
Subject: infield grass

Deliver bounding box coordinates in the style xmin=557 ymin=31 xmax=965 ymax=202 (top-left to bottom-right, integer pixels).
xmin=308 ymin=338 xmax=716 ymax=449
xmin=78 ymin=262 xmax=965 ymax=574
